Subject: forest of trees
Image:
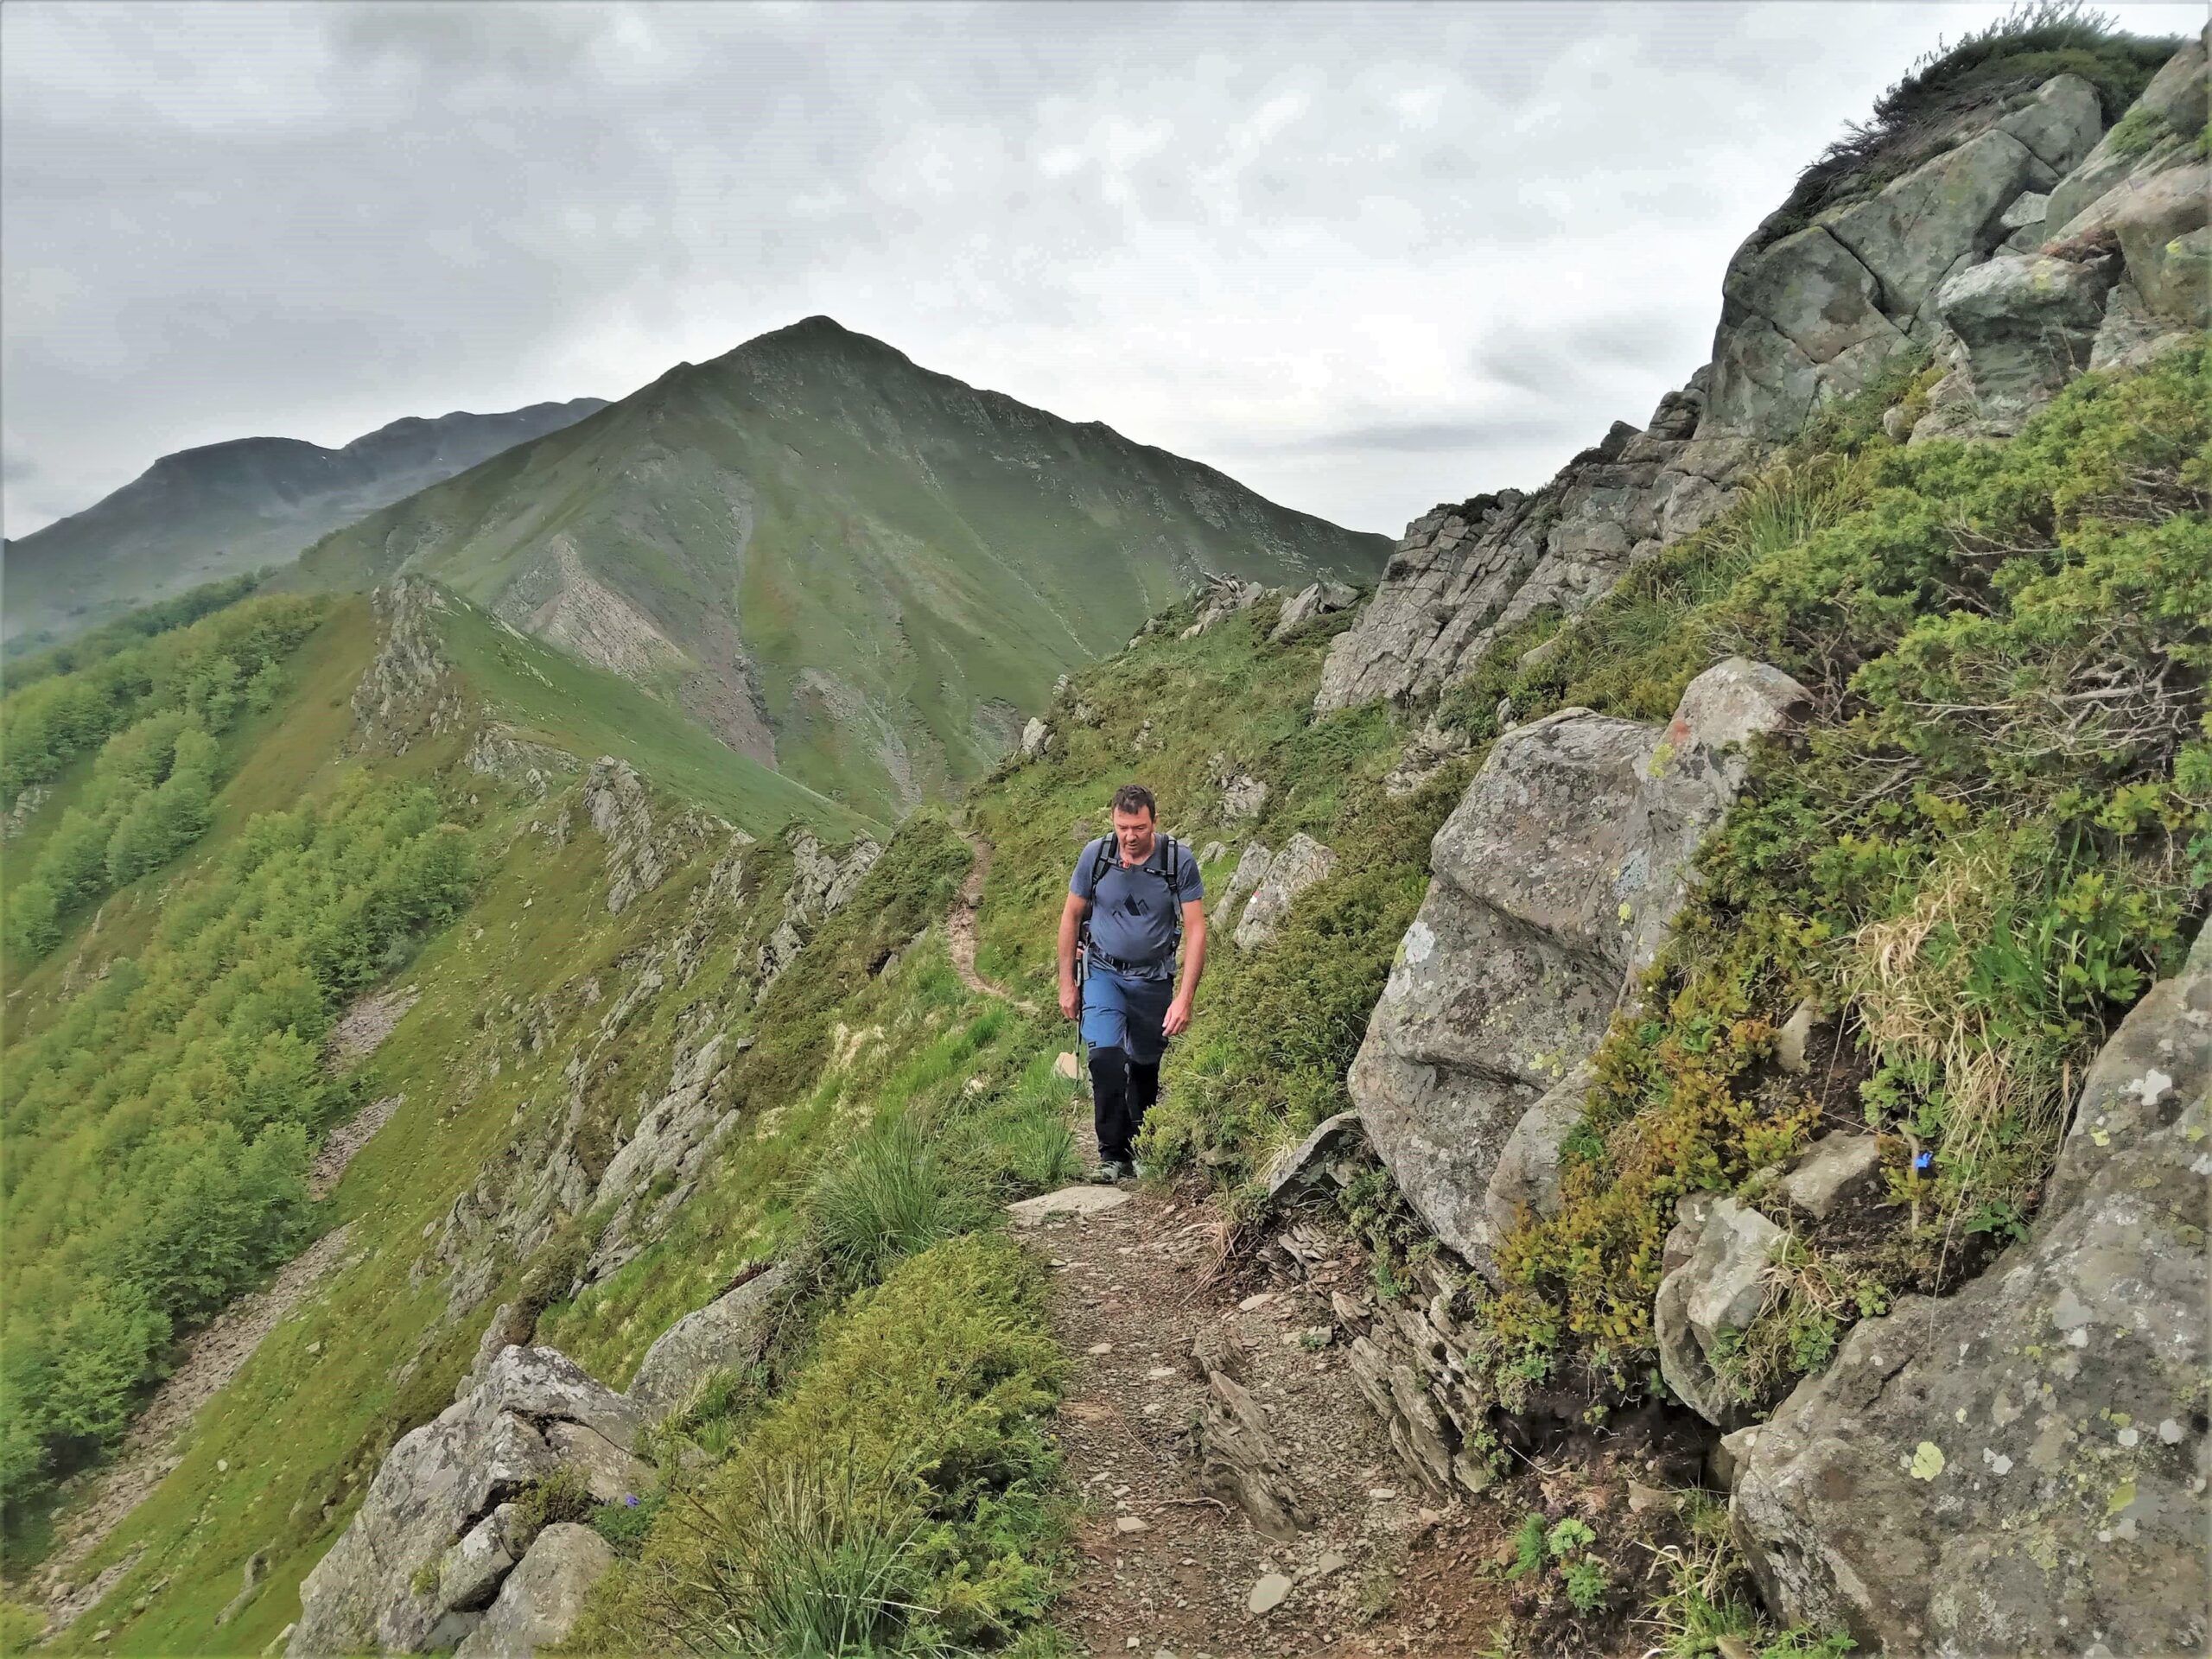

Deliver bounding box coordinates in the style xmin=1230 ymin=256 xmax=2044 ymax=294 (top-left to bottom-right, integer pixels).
xmin=1 ymin=593 xmax=327 ymax=958
xmin=0 ymin=771 xmax=477 ymax=1508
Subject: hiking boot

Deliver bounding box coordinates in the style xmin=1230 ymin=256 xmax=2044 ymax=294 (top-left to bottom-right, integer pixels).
xmin=1090 ymin=1158 xmax=1134 ymax=1184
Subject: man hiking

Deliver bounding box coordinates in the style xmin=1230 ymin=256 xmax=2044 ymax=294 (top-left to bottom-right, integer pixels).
xmin=1058 ymin=783 xmax=1206 ymax=1181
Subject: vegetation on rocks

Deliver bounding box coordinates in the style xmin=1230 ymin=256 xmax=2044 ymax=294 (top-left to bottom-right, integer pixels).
xmin=1471 ymin=343 xmax=2209 ymax=1402
xmin=1757 ymin=1 xmax=2178 ymax=246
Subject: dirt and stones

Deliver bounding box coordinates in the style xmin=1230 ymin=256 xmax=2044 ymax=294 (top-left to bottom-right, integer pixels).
xmin=1029 ymin=1185 xmax=1514 ymax=1656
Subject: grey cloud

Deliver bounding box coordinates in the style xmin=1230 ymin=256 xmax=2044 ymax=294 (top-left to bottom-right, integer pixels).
xmin=3 ymin=0 xmax=2200 ymax=542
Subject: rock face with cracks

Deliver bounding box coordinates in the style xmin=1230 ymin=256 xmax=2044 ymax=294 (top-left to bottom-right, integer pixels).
xmin=287 ymin=1346 xmax=644 ymax=1656
xmin=1730 ymin=926 xmax=2212 ymax=1657
xmin=1348 ymin=658 xmax=1809 ymax=1273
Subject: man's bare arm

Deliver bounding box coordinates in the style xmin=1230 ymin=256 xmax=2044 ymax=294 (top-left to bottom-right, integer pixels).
xmin=1058 ymin=893 xmax=1087 ymax=1020
xmin=1166 ymin=899 xmax=1206 ymax=1035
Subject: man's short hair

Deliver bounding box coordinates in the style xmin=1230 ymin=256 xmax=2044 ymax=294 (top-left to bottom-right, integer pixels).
xmin=1110 ymin=783 xmax=1156 ymax=820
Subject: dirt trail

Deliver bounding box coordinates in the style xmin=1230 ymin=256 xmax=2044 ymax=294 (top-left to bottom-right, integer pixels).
xmin=951 ymin=833 xmax=1033 ymax=1009
xmin=1020 ymin=1178 xmax=1511 ymax=1657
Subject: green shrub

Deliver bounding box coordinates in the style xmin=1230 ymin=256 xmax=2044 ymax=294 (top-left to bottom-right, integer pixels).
xmin=510 ymin=1464 xmax=597 ymax=1552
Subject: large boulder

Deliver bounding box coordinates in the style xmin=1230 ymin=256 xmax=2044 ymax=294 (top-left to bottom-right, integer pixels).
xmin=1731 ymin=927 xmax=2212 ymax=1656
xmin=2044 ymin=29 xmax=2209 ymax=237
xmin=1349 ymin=658 xmax=1808 ymax=1272
xmin=288 ymin=1347 xmax=645 ymax=1656
xmin=626 ymin=1262 xmax=792 ymax=1423
xmin=452 ymin=1524 xmax=614 ymax=1659
xmin=1824 ymin=128 xmax=2051 ymax=328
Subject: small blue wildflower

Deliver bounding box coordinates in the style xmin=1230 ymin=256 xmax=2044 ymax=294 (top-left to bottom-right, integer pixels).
xmin=1913 ymin=1150 xmax=1934 ymax=1173
xmin=624 ymin=1494 xmax=639 ymax=1508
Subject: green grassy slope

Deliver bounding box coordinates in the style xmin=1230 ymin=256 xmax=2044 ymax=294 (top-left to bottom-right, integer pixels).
xmin=292 ymin=317 xmax=1391 ymax=820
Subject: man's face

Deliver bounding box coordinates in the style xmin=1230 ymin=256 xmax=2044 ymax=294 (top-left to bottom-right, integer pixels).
xmin=1111 ymin=806 xmax=1155 ymax=863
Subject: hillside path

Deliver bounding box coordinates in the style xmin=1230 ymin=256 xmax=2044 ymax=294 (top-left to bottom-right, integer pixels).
xmin=951 ymin=833 xmax=1033 ymax=1010
xmin=1017 ymin=1164 xmax=1510 ymax=1656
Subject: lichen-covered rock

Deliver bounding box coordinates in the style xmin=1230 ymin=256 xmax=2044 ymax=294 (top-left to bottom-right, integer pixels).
xmin=288 ymin=1348 xmax=641 ymax=1656
xmin=1018 ymin=717 xmax=1052 ymax=760
xmin=1483 ymin=1059 xmax=1597 ymax=1239
xmin=1232 ymin=833 xmax=1336 ymax=949
xmin=626 ymin=1262 xmax=793 ymax=1423
xmin=1350 ymin=659 xmax=1808 ymax=1272
xmin=1934 ymin=251 xmax=2118 ymax=431
xmin=2044 ymin=28 xmax=2208 ymax=238
xmin=1731 ymin=926 xmax=2212 ymax=1656
xmin=2103 ymin=162 xmax=2211 ymax=327
xmin=452 ymin=1524 xmax=613 ymax=1659
xmin=1655 ymin=1197 xmax=1784 ymax=1426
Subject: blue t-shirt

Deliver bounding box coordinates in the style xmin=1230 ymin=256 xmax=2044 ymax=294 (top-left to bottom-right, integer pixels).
xmin=1071 ymin=836 xmax=1204 ymax=975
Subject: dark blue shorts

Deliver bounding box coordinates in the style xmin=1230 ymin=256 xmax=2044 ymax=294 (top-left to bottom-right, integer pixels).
xmin=1080 ymin=960 xmax=1173 ymax=1063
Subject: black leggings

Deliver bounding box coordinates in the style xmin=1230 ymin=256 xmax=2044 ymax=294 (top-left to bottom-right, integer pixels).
xmin=1090 ymin=1046 xmax=1160 ymax=1165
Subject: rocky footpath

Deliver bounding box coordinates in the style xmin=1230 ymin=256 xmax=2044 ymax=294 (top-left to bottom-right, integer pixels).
xmin=1317 ymin=33 xmax=2208 ymax=716
xmin=286 ymin=1264 xmax=790 ymax=1657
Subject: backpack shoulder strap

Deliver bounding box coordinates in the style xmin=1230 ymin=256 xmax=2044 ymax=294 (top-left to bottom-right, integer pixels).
xmin=1086 ymin=836 xmax=1114 ymax=891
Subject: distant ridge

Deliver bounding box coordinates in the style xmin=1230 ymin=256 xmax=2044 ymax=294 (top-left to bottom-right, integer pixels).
xmin=3 ymin=397 xmax=609 ymax=647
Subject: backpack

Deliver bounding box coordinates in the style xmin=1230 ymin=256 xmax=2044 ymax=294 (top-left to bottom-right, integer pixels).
xmin=1080 ymin=834 xmax=1186 ymax=958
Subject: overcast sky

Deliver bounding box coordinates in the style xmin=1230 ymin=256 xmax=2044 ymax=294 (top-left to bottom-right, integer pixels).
xmin=2 ymin=2 xmax=2196 ymax=541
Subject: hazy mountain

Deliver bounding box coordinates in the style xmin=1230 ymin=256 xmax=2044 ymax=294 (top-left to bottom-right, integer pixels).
xmin=2 ymin=397 xmax=608 ymax=649
xmin=293 ymin=317 xmax=1391 ymax=819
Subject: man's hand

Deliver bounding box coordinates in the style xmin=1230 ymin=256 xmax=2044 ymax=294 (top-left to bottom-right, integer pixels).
xmin=1059 ymin=979 xmax=1081 ymax=1021
xmin=1163 ymin=993 xmax=1193 ymax=1038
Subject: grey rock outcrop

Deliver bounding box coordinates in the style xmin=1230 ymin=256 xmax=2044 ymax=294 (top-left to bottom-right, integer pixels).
xmin=1215 ymin=842 xmax=1274 ymax=936
xmin=1232 ymin=833 xmax=1336 ymax=949
xmin=1264 ymin=1109 xmax=1365 ymax=1202
xmin=1181 ymin=574 xmax=1272 ymax=637
xmin=1270 ymin=579 xmax=1358 ymax=640
xmin=1654 ymin=1196 xmax=1784 ymax=1426
xmin=452 ymin=1524 xmax=613 ymax=1659
xmin=353 ymin=580 xmax=465 ymax=751
xmin=1018 ymin=717 xmax=1052 ymax=760
xmin=1350 ymin=658 xmax=1808 ymax=1273
xmin=626 ymin=1262 xmax=793 ymax=1423
xmin=1731 ymin=925 xmax=2211 ymax=1656
xmin=582 ymin=758 xmax=728 ymax=916
xmin=758 ymin=826 xmax=883 ymax=988
xmin=1315 ymin=390 xmax=1759 ymax=713
xmin=288 ymin=1346 xmax=644 ymax=1656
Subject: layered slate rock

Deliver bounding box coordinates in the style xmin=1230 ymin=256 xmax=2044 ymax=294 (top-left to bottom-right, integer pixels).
xmin=288 ymin=1347 xmax=645 ymax=1656
xmin=1732 ymin=926 xmax=2212 ymax=1657
xmin=1270 ymin=579 xmax=1358 ymax=640
xmin=1314 ymin=388 xmax=1755 ymax=713
xmin=1349 ymin=658 xmax=1808 ymax=1273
